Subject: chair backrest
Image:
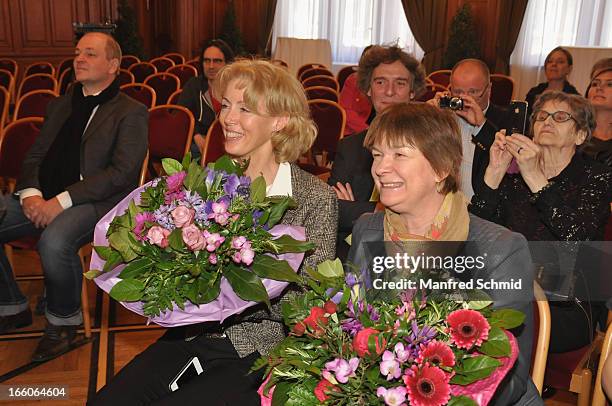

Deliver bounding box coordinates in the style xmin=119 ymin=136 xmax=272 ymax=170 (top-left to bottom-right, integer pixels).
xmin=490 ymin=74 xmax=515 ymax=106
xmin=186 ymin=59 xmax=201 ymax=73
xmin=17 ymin=73 xmax=57 ymax=100
xmin=297 ymin=63 xmax=328 ymax=79
xmin=308 ymin=99 xmax=346 ymax=158
xmin=0 ymin=69 xmax=13 ymax=93
xmin=24 ymin=61 xmax=55 ymax=77
xmin=148 ymin=105 xmax=194 ymax=166
xmin=144 ymin=73 xmax=180 ymax=106
xmin=120 ymin=83 xmax=157 ymax=109
xmin=531 ymin=281 xmax=551 ymax=395
xmin=0 ymin=117 xmax=44 ymax=183
xmin=121 ymin=55 xmax=141 ymax=70
xmin=163 ymin=53 xmax=186 ymax=65
xmin=302 ymin=75 xmax=340 ymax=92
xmin=150 ymin=56 xmax=175 ymax=73
xmin=13 ymin=89 xmax=57 ymax=121
xmin=337 ymin=65 xmax=357 ymax=91
xmin=300 ymin=67 xmax=334 ymax=83
xmin=427 ymin=70 xmax=452 ymax=88
xmin=201 ymin=119 xmax=226 ymax=166
xmin=0 ymin=86 xmax=8 ymax=126
xmin=304 ymin=86 xmax=339 ymax=102
xmin=0 ymin=59 xmax=18 ymax=77
xmin=118 ymin=69 xmax=135 ymax=87
xmin=416 ymin=83 xmax=448 ymax=102
xmin=56 ymin=57 xmax=74 ymax=79
xmin=168 ymin=89 xmax=182 ymax=105
xmin=167 ymin=64 xmax=198 ymax=88
xmin=58 ymin=68 xmax=75 ymax=95
xmin=128 ymin=62 xmax=157 ymax=83
xmin=592 ymin=313 xmax=612 ymax=406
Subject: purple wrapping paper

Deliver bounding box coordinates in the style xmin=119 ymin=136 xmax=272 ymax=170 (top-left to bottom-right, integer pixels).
xmin=89 ymin=182 xmax=306 ymax=327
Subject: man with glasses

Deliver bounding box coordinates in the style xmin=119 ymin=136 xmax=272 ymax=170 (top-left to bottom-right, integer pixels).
xmin=429 ymin=59 xmax=508 ymax=199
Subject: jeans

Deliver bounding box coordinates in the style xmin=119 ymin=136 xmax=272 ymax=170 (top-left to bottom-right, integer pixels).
xmin=0 ymin=193 xmax=98 ymax=325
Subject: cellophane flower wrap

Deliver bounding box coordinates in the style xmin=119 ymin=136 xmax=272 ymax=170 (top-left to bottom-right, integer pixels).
xmin=87 ymin=155 xmax=314 ymax=325
xmin=255 ymin=259 xmax=525 ymax=406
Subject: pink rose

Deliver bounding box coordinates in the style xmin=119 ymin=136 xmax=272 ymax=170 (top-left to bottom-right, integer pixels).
xmin=182 ymin=224 xmax=206 ymax=251
xmin=147 ymin=226 xmax=171 ymax=248
xmin=171 ymin=205 xmax=195 ymax=228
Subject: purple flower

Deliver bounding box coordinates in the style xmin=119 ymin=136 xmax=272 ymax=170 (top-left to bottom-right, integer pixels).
xmin=325 ymin=288 xmax=344 ymax=304
xmin=223 ymin=174 xmax=241 ymax=197
xmin=154 ymin=203 xmax=177 ymax=230
xmin=324 ymin=357 xmax=359 ymax=384
xmin=133 ymin=212 xmax=155 ymax=241
xmin=166 ymin=171 xmax=186 ymax=192
xmin=204 ymin=169 xmax=217 ymax=189
xmin=340 ymin=300 xmax=379 ymax=336
xmin=380 ymin=351 xmax=402 ymax=381
xmin=202 ymin=230 xmax=225 ymax=252
xmin=164 ymin=190 xmax=186 ymax=204
xmin=403 ymin=321 xmax=437 ymax=361
xmin=376 ymin=386 xmax=407 ymax=406
xmin=208 ymin=200 xmax=230 ymax=225
xmin=237 ymin=176 xmax=250 ymax=197
xmin=345 ymin=272 xmax=358 ymax=288
xmin=252 ymin=210 xmax=264 ymax=226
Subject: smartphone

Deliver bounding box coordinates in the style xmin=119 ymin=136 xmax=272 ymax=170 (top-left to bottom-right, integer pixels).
xmin=504 ymin=101 xmax=528 ymax=137
xmin=169 ymin=356 xmax=203 ymax=392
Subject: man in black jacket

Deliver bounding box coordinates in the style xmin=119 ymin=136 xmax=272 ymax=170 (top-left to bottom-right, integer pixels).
xmin=0 ymin=32 xmax=148 ymax=362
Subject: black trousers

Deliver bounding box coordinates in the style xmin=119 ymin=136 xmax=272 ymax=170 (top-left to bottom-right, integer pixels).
xmin=89 ymin=329 xmax=263 ymax=405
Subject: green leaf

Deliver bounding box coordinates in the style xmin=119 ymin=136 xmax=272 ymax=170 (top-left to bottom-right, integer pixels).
xmin=223 ymin=264 xmax=270 ymax=307
xmin=213 ymin=155 xmax=239 ymax=173
xmin=184 ymin=161 xmax=206 ymax=192
xmin=94 ymin=245 xmax=114 ymax=260
xmin=266 ymin=197 xmax=290 ymax=227
xmin=108 ymin=229 xmax=138 ymax=262
xmin=84 ymin=270 xmax=101 ymax=279
xmin=109 ymin=279 xmax=145 ymax=301
xmin=489 ymin=309 xmax=526 ymax=329
xmin=271 ymin=381 xmax=291 ymax=406
xmin=181 ymin=152 xmax=192 ymax=169
xmin=250 ymin=176 xmax=266 ymax=203
xmin=317 ymin=258 xmax=344 ymax=278
xmin=168 ymin=228 xmax=186 ymax=251
xmin=161 ymin=158 xmax=182 ymax=175
xmin=464 ymin=290 xmax=493 ymax=310
xmin=102 ymin=250 xmax=124 ymax=273
xmin=119 ymin=257 xmax=154 ymax=279
xmin=448 ymin=395 xmax=479 ymax=406
xmin=451 ymin=355 xmax=501 ymax=385
xmin=479 ymin=326 xmax=511 ymax=357
xmin=251 ymin=255 xmax=300 ymax=283
xmin=196 ymin=272 xmax=222 ymax=304
xmin=270 ymin=235 xmax=315 ymax=254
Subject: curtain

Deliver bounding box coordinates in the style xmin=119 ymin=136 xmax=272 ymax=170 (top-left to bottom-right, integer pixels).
xmin=401 ymin=0 xmax=449 ymax=74
xmin=494 ymin=0 xmax=528 ymax=75
xmin=257 ymin=0 xmax=277 ymax=56
xmin=272 ymin=0 xmax=423 ymax=66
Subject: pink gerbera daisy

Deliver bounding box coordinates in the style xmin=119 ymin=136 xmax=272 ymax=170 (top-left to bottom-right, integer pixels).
xmin=417 ymin=340 xmax=455 ymax=368
xmin=404 ymin=364 xmax=451 ymax=406
xmin=446 ymin=309 xmax=490 ymax=349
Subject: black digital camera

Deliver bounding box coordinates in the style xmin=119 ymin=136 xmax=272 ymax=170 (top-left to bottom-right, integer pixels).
xmin=439 ymin=96 xmax=464 ymax=110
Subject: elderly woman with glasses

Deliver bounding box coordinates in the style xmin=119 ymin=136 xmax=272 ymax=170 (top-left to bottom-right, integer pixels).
xmin=470 ymin=91 xmax=612 ymax=353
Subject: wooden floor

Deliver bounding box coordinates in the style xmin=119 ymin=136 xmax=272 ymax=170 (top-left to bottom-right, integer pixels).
xmin=0 ymin=249 xmax=581 ymax=405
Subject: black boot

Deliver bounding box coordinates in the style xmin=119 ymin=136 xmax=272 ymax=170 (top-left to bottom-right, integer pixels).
xmin=0 ymin=308 xmax=33 ymax=334
xmin=32 ymin=322 xmax=78 ymax=362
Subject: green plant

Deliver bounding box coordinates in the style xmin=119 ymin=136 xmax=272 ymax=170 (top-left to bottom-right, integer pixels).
xmin=443 ymin=4 xmax=481 ymax=69
xmin=114 ymin=0 xmax=145 ymax=59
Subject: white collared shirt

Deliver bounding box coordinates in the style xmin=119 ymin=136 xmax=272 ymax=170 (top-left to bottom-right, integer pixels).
xmin=266 ymin=162 xmax=293 ymax=197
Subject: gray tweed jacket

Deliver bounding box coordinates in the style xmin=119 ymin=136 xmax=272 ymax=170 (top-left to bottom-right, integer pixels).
xmin=225 ymin=163 xmax=338 ymax=357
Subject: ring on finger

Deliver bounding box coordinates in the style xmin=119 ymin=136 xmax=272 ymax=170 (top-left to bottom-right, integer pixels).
xmin=517 ymin=147 xmax=523 ymax=154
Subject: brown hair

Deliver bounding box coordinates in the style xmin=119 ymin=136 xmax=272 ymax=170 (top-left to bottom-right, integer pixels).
xmin=214 ymin=59 xmax=316 ymax=163
xmin=531 ymin=91 xmax=596 ymax=142
xmin=364 ymin=102 xmax=462 ymax=194
xmin=545 ymin=46 xmax=573 ymax=66
xmin=357 ymin=45 xmax=426 ymax=99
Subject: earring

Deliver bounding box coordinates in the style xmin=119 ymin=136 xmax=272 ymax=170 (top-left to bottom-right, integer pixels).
xmin=436 ymin=181 xmax=444 ymax=193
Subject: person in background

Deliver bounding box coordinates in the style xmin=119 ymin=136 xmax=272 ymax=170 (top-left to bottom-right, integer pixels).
xmin=178 ymin=39 xmax=234 ymax=159
xmin=582 ymin=61 xmax=612 ymax=167
xmin=339 ymin=45 xmax=373 ymax=136
xmin=525 ymin=47 xmax=579 ymax=121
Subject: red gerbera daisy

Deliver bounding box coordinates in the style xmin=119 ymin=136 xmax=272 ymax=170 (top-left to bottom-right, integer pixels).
xmin=404 ymin=364 xmax=451 ymax=406
xmin=417 ymin=340 xmax=455 ymax=368
xmin=446 ymin=309 xmax=490 ymax=349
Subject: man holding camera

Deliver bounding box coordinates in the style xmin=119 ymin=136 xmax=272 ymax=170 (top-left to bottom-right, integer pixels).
xmin=428 ymin=58 xmax=508 ymax=199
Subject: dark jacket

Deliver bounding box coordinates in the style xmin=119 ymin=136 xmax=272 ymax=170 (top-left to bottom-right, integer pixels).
xmin=177 ymin=76 xmax=216 ymax=136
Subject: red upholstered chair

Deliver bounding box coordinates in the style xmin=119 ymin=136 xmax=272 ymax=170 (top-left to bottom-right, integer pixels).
xmin=17 ymin=73 xmax=57 ymax=100
xmin=297 ymin=63 xmax=328 ymax=80
xmin=24 ymin=61 xmax=55 ymax=78
xmin=0 ymin=86 xmax=8 ymax=126
xmin=118 ymin=69 xmax=135 ymax=87
xmin=337 ymin=65 xmax=357 ymax=91
xmin=490 ymin=74 xmax=515 ymax=106
xmin=58 ymin=68 xmax=75 ymax=95
xmin=201 ymin=119 xmax=226 ymax=166
xmin=128 ymin=62 xmax=157 ymax=83
xmin=120 ymin=83 xmax=157 ymax=109
xmin=299 ymin=67 xmax=334 ymax=83
xmin=168 ymin=64 xmax=198 ymax=88
xmin=121 ymin=55 xmax=140 ymax=69
xmin=304 ymin=86 xmax=339 ymax=102
xmin=162 ymin=53 xmax=186 ymax=65
xmin=56 ymin=57 xmax=74 ymax=80
xmin=302 ymin=75 xmax=340 ymax=93
xmin=150 ymin=56 xmax=175 ymax=73
xmin=416 ymin=83 xmax=448 ymax=102
xmin=148 ymin=105 xmax=194 ymax=176
xmin=0 ymin=69 xmax=14 ymax=93
xmin=0 ymin=58 xmax=18 ymax=77
xmin=144 ymin=72 xmax=180 ymax=106
xmin=186 ymin=58 xmax=200 ymax=73
xmin=168 ymin=89 xmax=182 ymax=105
xmin=427 ymin=70 xmax=452 ymax=88
xmin=13 ymin=90 xmax=57 ymax=121
xmin=0 ymin=117 xmax=44 ymax=192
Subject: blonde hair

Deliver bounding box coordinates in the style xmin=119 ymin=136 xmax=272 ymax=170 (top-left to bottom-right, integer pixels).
xmin=214 ymin=59 xmax=317 ymax=163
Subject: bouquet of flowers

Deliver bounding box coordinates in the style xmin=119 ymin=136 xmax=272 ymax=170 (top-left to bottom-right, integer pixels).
xmin=88 ymin=155 xmax=314 ymax=325
xmin=255 ymin=260 xmax=525 ymax=406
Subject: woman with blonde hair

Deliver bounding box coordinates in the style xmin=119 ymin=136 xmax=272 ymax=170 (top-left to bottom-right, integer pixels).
xmin=91 ymin=60 xmax=338 ymax=405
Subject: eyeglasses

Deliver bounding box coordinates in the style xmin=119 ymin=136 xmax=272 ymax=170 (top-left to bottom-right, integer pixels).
xmin=589 ymin=79 xmax=612 ymax=89
xmin=449 ymin=83 xmax=489 ymax=98
xmin=533 ymin=110 xmax=575 ymax=123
